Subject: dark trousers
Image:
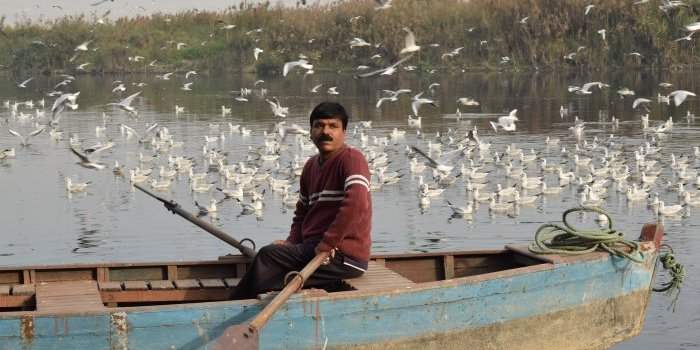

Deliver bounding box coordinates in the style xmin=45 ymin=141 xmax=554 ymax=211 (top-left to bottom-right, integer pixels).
xmin=232 ymin=243 xmax=364 ymax=300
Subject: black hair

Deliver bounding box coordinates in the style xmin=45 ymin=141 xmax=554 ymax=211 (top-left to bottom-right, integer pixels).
xmin=309 ymin=102 xmax=349 ymax=130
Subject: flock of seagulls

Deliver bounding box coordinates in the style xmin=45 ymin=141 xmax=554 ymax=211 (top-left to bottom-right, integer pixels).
xmin=2 ymin=0 xmax=700 ymax=254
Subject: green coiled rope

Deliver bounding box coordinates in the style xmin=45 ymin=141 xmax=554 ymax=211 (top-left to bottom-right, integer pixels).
xmin=528 ymin=207 xmax=643 ymax=263
xmin=653 ymin=245 xmax=685 ymax=311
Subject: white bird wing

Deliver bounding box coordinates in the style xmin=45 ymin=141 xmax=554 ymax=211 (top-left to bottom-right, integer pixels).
xmin=8 ymin=129 xmax=23 ymax=140
xmin=283 ymin=60 xmax=304 ymax=77
xmin=121 ymin=124 xmax=140 ymax=138
xmin=403 ymin=28 xmax=417 ymax=50
xmin=143 ymin=123 xmax=159 ymax=138
xmin=29 ymin=126 xmax=46 ymax=137
xmin=376 ymin=97 xmax=390 ymax=109
xmin=632 ymin=98 xmax=651 ymax=109
xmin=509 ymin=109 xmax=518 ymax=117
xmin=19 ymin=77 xmax=34 ymax=86
xmin=669 ymin=90 xmax=696 ymax=106
xmin=120 ymin=91 xmax=142 ymax=107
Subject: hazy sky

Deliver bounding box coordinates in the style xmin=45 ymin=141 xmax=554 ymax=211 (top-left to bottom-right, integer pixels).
xmin=1 ymin=0 xmax=329 ymax=25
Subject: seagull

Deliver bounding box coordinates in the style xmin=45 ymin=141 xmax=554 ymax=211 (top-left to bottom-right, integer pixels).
xmin=632 ymin=98 xmax=652 ymax=109
xmin=349 ymin=37 xmax=371 ymax=48
xmin=354 ymin=55 xmax=417 ymax=79
xmin=668 ymin=90 xmax=696 ymax=106
xmin=310 ymin=84 xmax=323 ymax=93
xmin=8 ymin=126 xmax=45 ymax=146
xmin=411 ymin=92 xmax=437 ymax=116
xmin=185 ymin=70 xmax=198 ymax=79
xmin=400 ymin=28 xmax=421 ymax=54
xmin=17 ymin=77 xmax=34 ymax=88
xmin=674 ymin=31 xmax=694 ymax=42
xmin=253 ymin=47 xmax=263 ymax=61
xmin=327 ymin=86 xmax=339 ymax=95
xmin=490 ymin=109 xmax=518 ymax=132
xmin=65 ymin=177 xmax=91 ymax=193
xmin=70 ymin=147 xmax=106 ymax=170
xmin=457 ymin=97 xmax=480 ymax=106
xmin=376 ymin=89 xmax=411 ymax=109
xmin=282 ymin=59 xmax=313 ymax=77
xmin=375 ymin=0 xmax=393 ymax=10
xmin=181 ymin=82 xmax=193 ymax=91
xmin=74 ymin=40 xmax=92 ymax=51
xmin=121 ymin=122 xmax=158 ymax=143
xmin=584 ymin=4 xmax=595 ymax=15
xmin=266 ymin=97 xmax=289 ymax=118
xmin=446 ymin=200 xmax=473 ymax=216
xmin=50 ymin=91 xmax=81 ymax=124
xmin=410 ymin=146 xmax=454 ymax=174
xmin=597 ymin=29 xmax=606 ymax=41
xmin=108 ymin=91 xmax=141 ymax=116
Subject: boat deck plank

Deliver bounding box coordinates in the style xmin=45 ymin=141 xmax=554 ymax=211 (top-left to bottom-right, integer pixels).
xmin=149 ymin=280 xmax=175 ymax=290
xmin=11 ymin=284 xmax=35 ymax=296
xmin=344 ymin=261 xmax=416 ymax=291
xmin=36 ymin=281 xmax=105 ymax=313
xmin=0 ymin=285 xmax=9 ymax=295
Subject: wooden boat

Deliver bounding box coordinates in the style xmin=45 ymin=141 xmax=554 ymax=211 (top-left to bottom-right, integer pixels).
xmin=0 ymin=223 xmax=663 ymax=349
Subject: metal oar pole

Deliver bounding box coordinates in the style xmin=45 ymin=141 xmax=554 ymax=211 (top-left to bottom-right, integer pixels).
xmin=133 ymin=183 xmax=256 ymax=259
xmin=214 ymin=251 xmax=332 ymax=349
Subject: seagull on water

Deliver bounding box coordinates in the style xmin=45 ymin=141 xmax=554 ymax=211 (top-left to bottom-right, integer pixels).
xmin=490 ymin=109 xmax=518 ymax=132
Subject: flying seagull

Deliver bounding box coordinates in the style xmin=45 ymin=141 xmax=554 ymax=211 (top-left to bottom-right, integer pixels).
xmin=400 ymin=28 xmax=420 ymax=54
xmin=9 ymin=126 xmax=45 ymax=146
xmin=355 ymin=54 xmax=415 ymax=79
xmin=108 ymin=91 xmax=141 ymax=116
xmin=70 ymin=147 xmax=106 ymax=170
xmin=282 ymin=59 xmax=313 ymax=77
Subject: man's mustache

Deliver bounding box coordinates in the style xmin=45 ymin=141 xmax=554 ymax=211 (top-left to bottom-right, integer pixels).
xmin=317 ymin=135 xmax=333 ymax=142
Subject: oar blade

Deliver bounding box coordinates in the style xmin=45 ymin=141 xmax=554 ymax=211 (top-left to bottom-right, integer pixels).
xmin=215 ymin=324 xmax=259 ymax=350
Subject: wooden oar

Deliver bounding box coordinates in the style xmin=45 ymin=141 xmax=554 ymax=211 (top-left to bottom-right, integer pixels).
xmin=214 ymin=251 xmax=332 ymax=350
xmin=133 ymin=183 xmax=256 ymax=259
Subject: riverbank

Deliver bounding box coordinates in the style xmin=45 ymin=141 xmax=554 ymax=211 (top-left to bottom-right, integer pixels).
xmin=1 ymin=0 xmax=699 ymax=76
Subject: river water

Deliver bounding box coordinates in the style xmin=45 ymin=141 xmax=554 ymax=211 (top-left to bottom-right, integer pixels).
xmin=0 ymin=70 xmax=697 ymax=348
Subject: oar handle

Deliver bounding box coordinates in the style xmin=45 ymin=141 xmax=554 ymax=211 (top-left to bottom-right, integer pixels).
xmin=248 ymin=251 xmax=331 ymax=331
xmin=133 ymin=184 xmax=256 ymax=259
xmin=217 ymin=251 xmax=331 ymax=349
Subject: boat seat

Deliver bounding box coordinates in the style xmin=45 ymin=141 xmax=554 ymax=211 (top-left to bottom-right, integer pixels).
xmin=343 ymin=261 xmax=416 ymax=291
xmin=36 ymin=280 xmax=105 ymax=313
xmin=0 ymin=284 xmax=35 ymax=309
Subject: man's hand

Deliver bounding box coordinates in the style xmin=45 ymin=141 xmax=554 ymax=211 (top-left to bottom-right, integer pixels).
xmin=315 ymin=246 xmax=336 ymax=265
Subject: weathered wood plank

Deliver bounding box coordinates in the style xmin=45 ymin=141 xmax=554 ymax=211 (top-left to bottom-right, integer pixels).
xmin=174 ymin=279 xmax=201 ymax=289
xmin=11 ymin=284 xmax=35 ymax=296
xmin=224 ymin=278 xmax=241 ymax=288
xmin=123 ymin=281 xmax=148 ymax=291
xmin=0 ymin=285 xmax=10 ymax=295
xmin=98 ymin=281 xmax=123 ymax=291
xmin=101 ymin=289 xmax=234 ymax=303
xmin=200 ymin=279 xmax=226 ymax=288
xmin=443 ymin=255 xmax=455 ymax=280
xmin=35 ymin=281 xmax=104 ymax=313
xmin=149 ymin=280 xmax=175 ymax=290
xmin=344 ymin=261 xmax=415 ymax=291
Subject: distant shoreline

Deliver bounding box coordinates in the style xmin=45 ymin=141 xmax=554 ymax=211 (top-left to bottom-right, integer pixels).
xmin=1 ymin=0 xmax=698 ymax=76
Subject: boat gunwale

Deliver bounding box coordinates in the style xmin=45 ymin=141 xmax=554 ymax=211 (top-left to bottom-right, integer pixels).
xmin=0 ymin=242 xmax=659 ymax=318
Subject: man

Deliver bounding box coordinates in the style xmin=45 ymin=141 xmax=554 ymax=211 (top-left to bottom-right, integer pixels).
xmin=232 ymin=102 xmax=372 ymax=299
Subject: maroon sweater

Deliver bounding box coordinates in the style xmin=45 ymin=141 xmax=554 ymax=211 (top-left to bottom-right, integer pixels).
xmin=286 ymin=145 xmax=372 ymax=265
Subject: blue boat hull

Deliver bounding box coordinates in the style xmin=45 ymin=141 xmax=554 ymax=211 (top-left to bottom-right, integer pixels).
xmin=0 ymin=243 xmax=658 ymax=350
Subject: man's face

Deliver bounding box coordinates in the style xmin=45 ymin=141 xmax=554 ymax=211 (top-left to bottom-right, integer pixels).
xmin=311 ymin=117 xmax=346 ymax=156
